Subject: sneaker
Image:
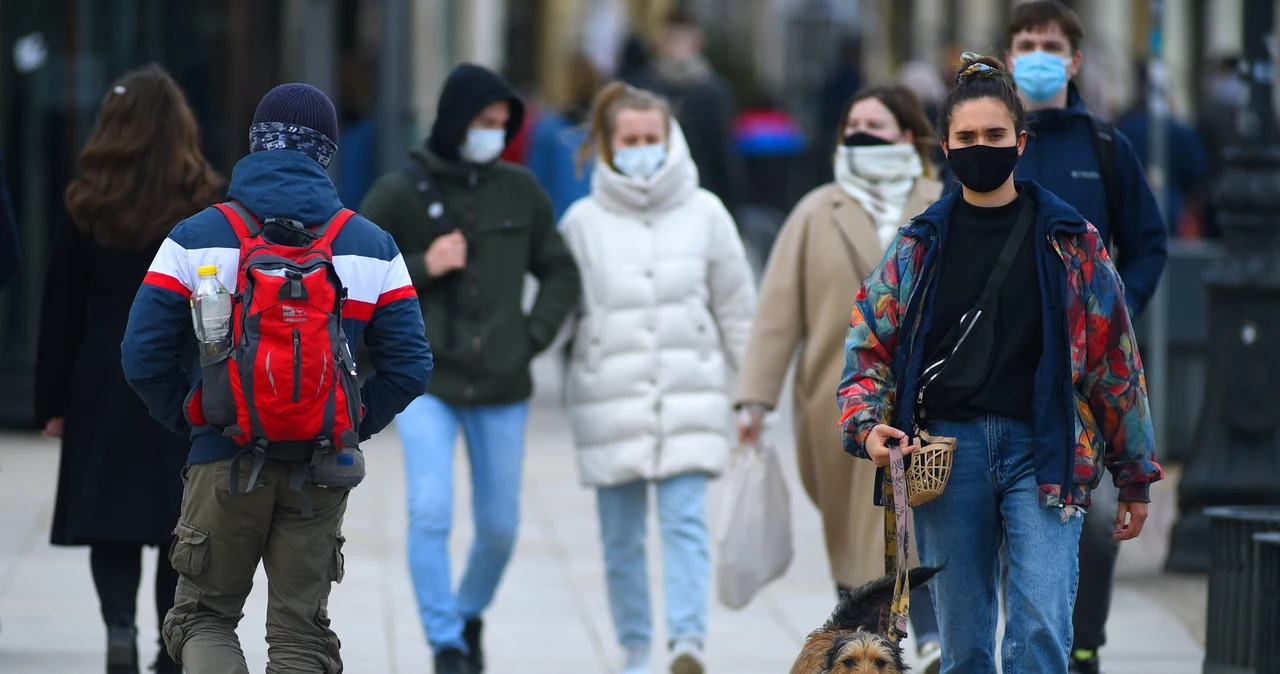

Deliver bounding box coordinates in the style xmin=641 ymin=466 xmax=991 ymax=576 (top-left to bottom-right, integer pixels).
xmin=434 ymin=647 xmax=473 ymax=674
xmin=917 ymin=639 xmax=942 ymax=674
xmin=668 ymin=639 xmax=705 ymax=674
xmin=621 ymin=644 xmax=650 ymax=674
xmin=106 ymin=622 xmax=139 ymax=674
xmin=463 ymin=618 xmax=485 ymax=673
xmin=1069 ymin=649 xmax=1101 ymax=674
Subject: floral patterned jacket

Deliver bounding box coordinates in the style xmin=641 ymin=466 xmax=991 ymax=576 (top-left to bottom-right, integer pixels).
xmin=837 ymin=182 xmax=1162 ymax=507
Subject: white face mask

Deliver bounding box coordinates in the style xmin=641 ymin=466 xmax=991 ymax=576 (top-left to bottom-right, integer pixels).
xmin=459 ymin=128 xmax=506 ymax=164
xmin=612 ymin=143 xmax=667 ymax=179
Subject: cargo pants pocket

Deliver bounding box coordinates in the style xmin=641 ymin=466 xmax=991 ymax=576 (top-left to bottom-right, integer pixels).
xmin=330 ymin=532 xmax=346 ymax=584
xmin=168 ymin=519 xmax=211 ymax=577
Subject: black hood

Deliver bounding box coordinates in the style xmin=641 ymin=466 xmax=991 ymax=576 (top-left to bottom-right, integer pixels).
xmin=427 ymin=63 xmax=526 ymax=161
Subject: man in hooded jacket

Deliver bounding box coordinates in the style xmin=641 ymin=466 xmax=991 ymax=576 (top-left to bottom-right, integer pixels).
xmin=360 ymin=63 xmax=580 ymax=674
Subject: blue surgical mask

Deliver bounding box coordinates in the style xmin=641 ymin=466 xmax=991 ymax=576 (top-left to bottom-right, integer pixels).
xmin=1012 ymin=50 xmax=1071 ymax=104
xmin=459 ymin=128 xmax=506 ymax=164
xmin=612 ymin=143 xmax=667 ymax=179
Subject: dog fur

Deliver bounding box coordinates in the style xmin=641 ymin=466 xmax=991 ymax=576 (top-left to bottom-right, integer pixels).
xmin=789 ymin=566 xmax=942 ymax=674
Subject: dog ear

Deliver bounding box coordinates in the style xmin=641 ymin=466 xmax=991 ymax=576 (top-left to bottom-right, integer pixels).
xmin=827 ymin=566 xmax=942 ymax=632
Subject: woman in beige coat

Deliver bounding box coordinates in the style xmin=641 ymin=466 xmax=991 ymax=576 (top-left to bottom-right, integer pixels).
xmin=733 ymin=84 xmax=943 ymax=670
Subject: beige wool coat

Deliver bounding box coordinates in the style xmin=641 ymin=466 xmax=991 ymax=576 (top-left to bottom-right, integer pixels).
xmin=733 ymin=177 xmax=941 ymax=588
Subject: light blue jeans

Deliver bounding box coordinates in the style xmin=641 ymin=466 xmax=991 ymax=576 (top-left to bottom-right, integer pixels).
xmin=396 ymin=394 xmax=530 ymax=655
xmin=913 ymin=415 xmax=1084 ymax=674
xmin=597 ymin=473 xmax=710 ymax=650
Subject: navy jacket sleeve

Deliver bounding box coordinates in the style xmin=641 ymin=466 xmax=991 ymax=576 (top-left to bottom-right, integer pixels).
xmin=120 ymin=236 xmax=196 ymax=436
xmin=0 ymin=155 xmax=19 ymax=290
xmin=355 ymin=232 xmax=433 ymax=440
xmin=1111 ymin=129 xmax=1169 ymax=317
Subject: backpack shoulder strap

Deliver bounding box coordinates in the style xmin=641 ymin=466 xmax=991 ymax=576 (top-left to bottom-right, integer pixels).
xmin=314 ymin=208 xmax=357 ymax=248
xmin=215 ymin=201 xmax=262 ymax=239
xmin=400 ymin=159 xmax=455 ymax=236
xmin=1087 ymin=115 xmax=1121 ymax=232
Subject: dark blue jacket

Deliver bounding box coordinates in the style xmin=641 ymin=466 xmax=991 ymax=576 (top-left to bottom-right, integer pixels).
xmin=1016 ymin=88 xmax=1168 ymax=317
xmin=121 ymin=150 xmax=433 ymax=465
xmin=0 ymin=155 xmax=19 ymax=289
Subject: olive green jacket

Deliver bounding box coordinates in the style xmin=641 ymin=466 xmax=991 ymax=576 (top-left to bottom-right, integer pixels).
xmin=360 ymin=145 xmax=580 ymax=406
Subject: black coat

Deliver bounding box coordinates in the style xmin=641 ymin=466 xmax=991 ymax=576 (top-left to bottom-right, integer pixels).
xmin=35 ymin=216 xmax=190 ymax=546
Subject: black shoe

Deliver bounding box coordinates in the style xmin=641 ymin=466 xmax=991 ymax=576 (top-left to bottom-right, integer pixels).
xmin=106 ymin=622 xmax=139 ymax=674
xmin=1069 ymin=650 xmax=1101 ymax=674
xmin=462 ymin=618 xmax=485 ymax=673
xmin=434 ymin=647 xmax=473 ymax=674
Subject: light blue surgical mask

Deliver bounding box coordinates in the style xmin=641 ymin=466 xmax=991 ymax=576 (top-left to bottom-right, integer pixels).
xmin=612 ymin=143 xmax=667 ymax=179
xmin=459 ymin=128 xmax=506 ymax=164
xmin=1012 ymin=50 xmax=1071 ymax=104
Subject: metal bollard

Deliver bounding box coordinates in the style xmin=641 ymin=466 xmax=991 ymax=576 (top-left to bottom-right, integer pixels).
xmin=1204 ymin=507 xmax=1280 ymax=674
xmin=1256 ymin=532 xmax=1280 ymax=674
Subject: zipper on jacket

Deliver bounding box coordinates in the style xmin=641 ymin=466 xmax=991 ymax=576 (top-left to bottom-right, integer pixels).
xmin=292 ymin=329 xmax=301 ymax=403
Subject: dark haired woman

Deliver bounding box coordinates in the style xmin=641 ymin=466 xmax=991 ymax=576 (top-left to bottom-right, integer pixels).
xmin=837 ymin=54 xmax=1161 ymax=673
xmin=733 ymin=83 xmax=942 ymax=671
xmin=35 ymin=64 xmax=224 ymax=674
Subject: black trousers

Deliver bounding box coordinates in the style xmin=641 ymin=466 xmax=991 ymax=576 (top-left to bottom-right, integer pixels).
xmin=90 ymin=542 xmax=179 ymax=629
xmin=1072 ymin=481 xmax=1121 ymax=651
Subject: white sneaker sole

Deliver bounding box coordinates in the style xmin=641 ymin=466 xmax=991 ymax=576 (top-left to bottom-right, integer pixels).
xmin=670 ymin=651 xmax=705 ymax=674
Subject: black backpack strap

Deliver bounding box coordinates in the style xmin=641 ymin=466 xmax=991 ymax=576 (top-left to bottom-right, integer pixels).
xmin=975 ymin=197 xmax=1037 ymax=308
xmin=401 ymin=159 xmax=456 ymax=236
xmin=1087 ymin=115 xmax=1121 ymax=233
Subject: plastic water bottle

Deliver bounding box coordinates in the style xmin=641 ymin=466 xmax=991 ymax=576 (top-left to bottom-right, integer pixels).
xmin=191 ymin=265 xmax=232 ymax=356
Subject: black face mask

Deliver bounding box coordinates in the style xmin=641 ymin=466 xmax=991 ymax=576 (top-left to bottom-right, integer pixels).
xmin=945 ymin=144 xmax=1020 ymax=193
xmin=843 ymin=131 xmax=894 ymax=147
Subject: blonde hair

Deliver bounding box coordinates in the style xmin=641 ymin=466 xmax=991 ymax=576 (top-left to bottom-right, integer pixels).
xmin=575 ymin=82 xmax=672 ymax=175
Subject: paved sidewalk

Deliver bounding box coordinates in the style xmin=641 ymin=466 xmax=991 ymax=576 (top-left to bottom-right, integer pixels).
xmin=0 ymin=356 xmax=1205 ymax=673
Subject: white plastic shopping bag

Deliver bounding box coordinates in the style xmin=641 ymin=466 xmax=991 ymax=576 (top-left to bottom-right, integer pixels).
xmin=714 ymin=441 xmax=794 ymax=610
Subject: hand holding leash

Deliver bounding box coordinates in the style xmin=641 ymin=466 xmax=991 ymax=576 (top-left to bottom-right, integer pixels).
xmin=867 ymin=424 xmax=917 ymax=467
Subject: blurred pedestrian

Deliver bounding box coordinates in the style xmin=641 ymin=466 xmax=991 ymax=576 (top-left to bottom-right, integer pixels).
xmin=625 ymin=7 xmax=746 ymax=213
xmin=559 ymin=82 xmax=756 ymax=674
xmin=733 ymin=83 xmax=944 ymax=674
xmin=528 ymin=53 xmax=602 ymax=221
xmin=121 ymin=81 xmax=433 ymax=673
xmin=34 ymin=64 xmax=224 ymax=674
xmin=897 ymin=59 xmax=948 ymax=169
xmin=360 ymin=63 xmax=580 ymax=674
xmin=840 ymin=52 xmax=1161 ymax=674
xmin=0 ymin=153 xmax=17 ymax=289
xmin=1001 ymin=4 xmax=1168 ymax=671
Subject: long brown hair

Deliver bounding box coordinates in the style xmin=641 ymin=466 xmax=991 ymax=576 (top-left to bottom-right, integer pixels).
xmin=575 ymin=81 xmax=671 ymax=176
xmin=66 ymin=64 xmax=223 ymax=250
xmin=837 ymin=84 xmax=936 ymax=178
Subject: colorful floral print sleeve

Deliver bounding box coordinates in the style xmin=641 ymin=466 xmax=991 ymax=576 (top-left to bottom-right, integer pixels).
xmin=1064 ymin=223 xmax=1163 ymax=503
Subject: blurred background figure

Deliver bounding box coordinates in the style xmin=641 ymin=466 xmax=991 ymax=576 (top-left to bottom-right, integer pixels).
xmin=624 ymin=5 xmax=745 ymax=214
xmin=0 ymin=153 xmax=17 ymax=290
xmin=33 ymin=63 xmax=224 ymax=674
xmin=817 ymin=34 xmax=864 ymax=166
xmin=897 ymin=59 xmax=948 ymax=170
xmin=528 ymin=53 xmax=603 ymax=221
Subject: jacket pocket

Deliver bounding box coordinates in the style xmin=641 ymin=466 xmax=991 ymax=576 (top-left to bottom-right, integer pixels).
xmin=574 ymin=314 xmax=606 ymax=372
xmin=330 ymin=531 xmax=346 ymax=584
xmin=684 ymin=297 xmax=714 ymax=360
xmin=168 ymin=519 xmax=211 ymax=576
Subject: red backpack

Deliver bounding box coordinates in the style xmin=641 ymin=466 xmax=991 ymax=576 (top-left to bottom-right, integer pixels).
xmin=185 ymin=201 xmax=366 ymax=509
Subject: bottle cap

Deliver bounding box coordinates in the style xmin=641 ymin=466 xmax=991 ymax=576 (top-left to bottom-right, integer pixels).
xmin=197 ymin=265 xmax=218 ymax=276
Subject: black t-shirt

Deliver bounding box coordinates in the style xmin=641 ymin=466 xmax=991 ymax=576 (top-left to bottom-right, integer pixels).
xmin=922 ymin=190 xmax=1043 ymax=421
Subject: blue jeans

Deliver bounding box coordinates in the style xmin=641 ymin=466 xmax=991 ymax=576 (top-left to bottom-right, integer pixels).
xmin=913 ymin=415 xmax=1084 ymax=674
xmin=597 ymin=473 xmax=710 ymax=650
xmin=397 ymin=394 xmax=530 ymax=654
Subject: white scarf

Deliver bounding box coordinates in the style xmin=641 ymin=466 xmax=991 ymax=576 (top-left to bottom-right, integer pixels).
xmin=834 ymin=144 xmax=924 ymax=249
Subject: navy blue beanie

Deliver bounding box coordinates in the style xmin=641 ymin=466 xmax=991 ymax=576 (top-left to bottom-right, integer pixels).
xmin=253 ymin=83 xmax=339 ymax=144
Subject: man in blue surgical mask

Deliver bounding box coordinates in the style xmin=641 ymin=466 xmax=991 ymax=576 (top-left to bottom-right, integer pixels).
xmin=1004 ymin=4 xmax=1168 ymax=674
xmin=361 ymin=63 xmax=581 ymax=674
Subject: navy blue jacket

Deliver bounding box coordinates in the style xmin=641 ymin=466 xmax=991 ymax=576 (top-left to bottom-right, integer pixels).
xmin=940 ymin=88 xmax=1169 ymax=316
xmin=121 ymin=150 xmax=434 ymax=464
xmin=0 ymin=155 xmax=19 ymax=289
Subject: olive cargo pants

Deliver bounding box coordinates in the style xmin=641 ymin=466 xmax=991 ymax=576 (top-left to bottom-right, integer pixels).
xmin=162 ymin=457 xmax=348 ymax=674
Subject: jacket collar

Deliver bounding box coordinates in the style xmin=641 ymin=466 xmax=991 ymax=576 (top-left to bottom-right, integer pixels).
xmin=227 ymin=150 xmax=343 ymax=225
xmin=903 ymin=180 xmax=1087 ymax=238
xmin=412 ymin=143 xmax=499 ymax=183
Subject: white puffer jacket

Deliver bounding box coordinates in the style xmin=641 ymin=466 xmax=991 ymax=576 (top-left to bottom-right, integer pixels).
xmin=559 ymin=120 xmax=757 ymax=488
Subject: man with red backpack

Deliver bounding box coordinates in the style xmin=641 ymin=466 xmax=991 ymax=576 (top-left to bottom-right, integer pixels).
xmin=121 ymin=83 xmax=433 ymax=673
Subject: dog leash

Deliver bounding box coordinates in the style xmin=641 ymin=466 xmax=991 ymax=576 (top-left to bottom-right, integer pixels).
xmin=880 ymin=439 xmax=912 ymax=642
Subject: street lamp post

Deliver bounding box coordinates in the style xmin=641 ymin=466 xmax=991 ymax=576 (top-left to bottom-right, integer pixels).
xmin=1165 ymin=0 xmax=1280 ymax=573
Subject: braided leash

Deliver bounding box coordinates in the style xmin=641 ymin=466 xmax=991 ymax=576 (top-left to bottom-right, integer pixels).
xmin=880 ymin=438 xmax=912 ymax=642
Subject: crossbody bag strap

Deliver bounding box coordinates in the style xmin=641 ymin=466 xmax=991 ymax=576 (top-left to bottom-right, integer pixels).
xmin=881 ymin=440 xmax=912 ymax=642
xmin=974 ymin=197 xmax=1037 ymax=308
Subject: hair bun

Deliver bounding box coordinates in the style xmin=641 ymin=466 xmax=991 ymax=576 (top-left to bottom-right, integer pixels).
xmin=955 ymin=52 xmax=1006 ymax=83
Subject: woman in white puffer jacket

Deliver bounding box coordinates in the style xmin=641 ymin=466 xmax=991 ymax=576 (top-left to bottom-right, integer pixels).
xmin=559 ymin=82 xmax=756 ymax=674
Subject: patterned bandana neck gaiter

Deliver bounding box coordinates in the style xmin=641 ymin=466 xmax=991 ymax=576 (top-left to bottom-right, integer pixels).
xmin=249 ymin=122 xmax=337 ymax=169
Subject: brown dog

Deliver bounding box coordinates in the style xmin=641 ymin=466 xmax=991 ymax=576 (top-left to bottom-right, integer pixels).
xmin=789 ymin=566 xmax=941 ymax=674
